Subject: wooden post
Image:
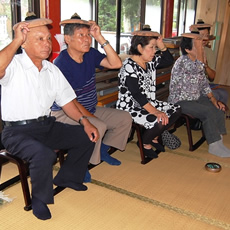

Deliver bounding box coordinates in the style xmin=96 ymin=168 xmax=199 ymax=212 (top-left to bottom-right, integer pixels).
xmin=40 ymin=0 xmax=61 ymax=60
xmin=164 ymin=0 xmax=174 ymax=38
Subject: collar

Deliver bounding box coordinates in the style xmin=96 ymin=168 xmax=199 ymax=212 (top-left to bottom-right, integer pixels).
xmin=20 ymin=49 xmax=49 ymax=71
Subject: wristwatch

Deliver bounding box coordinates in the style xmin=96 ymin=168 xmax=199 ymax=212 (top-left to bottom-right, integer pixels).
xmin=101 ymin=40 xmax=109 ymax=49
xmin=79 ymin=115 xmax=87 ymax=125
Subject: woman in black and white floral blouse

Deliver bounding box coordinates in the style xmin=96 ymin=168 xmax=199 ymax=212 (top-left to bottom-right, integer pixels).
xmin=116 ymin=30 xmax=181 ymax=158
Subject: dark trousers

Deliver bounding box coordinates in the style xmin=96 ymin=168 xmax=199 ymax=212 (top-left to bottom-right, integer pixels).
xmin=1 ymin=117 xmax=94 ymax=204
xmin=142 ymin=107 xmax=181 ymax=144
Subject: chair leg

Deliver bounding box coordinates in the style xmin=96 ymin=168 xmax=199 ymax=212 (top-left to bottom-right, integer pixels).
xmin=132 ymin=123 xmax=154 ymax=164
xmin=183 ymin=115 xmax=194 ymax=151
xmin=182 ymin=115 xmax=206 ymax=151
xmin=133 ymin=123 xmax=145 ymax=164
xmin=0 ymin=151 xmax=31 ymax=211
xmin=16 ymin=161 xmax=31 ymax=211
xmin=0 ymin=149 xmax=68 ymax=211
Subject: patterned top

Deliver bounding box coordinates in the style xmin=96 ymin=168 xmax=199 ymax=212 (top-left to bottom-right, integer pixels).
xmin=52 ymin=48 xmax=106 ymax=114
xmin=116 ymin=56 xmax=180 ymax=129
xmin=168 ymin=55 xmax=212 ymax=104
xmin=116 ymin=57 xmax=160 ymax=111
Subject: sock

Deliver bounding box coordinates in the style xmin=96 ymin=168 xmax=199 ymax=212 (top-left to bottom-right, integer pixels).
xmin=208 ymin=140 xmax=230 ymax=157
xmin=83 ymin=169 xmax=91 ymax=183
xmin=32 ymin=196 xmax=51 ymax=220
xmin=218 ymin=140 xmax=230 ymax=153
xmin=53 ymin=177 xmax=88 ymax=191
xmin=100 ymin=143 xmax=121 ymax=166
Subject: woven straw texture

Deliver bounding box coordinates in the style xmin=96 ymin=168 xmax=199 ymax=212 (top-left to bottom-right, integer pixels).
xmin=1 ymin=87 xmax=230 ymax=230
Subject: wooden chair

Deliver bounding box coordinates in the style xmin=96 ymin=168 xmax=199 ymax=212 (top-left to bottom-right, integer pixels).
xmin=0 ymin=149 xmax=66 ymax=211
xmin=173 ymin=114 xmax=206 ymax=151
xmin=129 ymin=122 xmax=159 ymax=164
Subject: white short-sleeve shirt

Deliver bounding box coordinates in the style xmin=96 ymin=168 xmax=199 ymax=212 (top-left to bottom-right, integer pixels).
xmin=0 ymin=50 xmax=76 ymax=121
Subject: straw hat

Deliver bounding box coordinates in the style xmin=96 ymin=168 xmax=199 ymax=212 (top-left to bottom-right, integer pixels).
xmin=60 ymin=13 xmax=91 ymax=26
xmin=181 ymin=33 xmax=207 ymax=40
xmin=142 ymin=24 xmax=151 ymax=31
xmin=132 ymin=30 xmax=160 ymax=37
xmin=13 ymin=13 xmax=52 ymax=30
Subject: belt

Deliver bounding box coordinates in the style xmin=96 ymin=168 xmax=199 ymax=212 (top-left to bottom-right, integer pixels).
xmin=3 ymin=116 xmax=48 ymax=127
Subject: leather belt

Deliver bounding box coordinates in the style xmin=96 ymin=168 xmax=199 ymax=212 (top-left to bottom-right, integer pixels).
xmin=3 ymin=116 xmax=48 ymax=127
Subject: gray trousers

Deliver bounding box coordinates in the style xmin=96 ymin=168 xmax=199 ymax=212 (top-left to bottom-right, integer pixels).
xmin=51 ymin=106 xmax=132 ymax=165
xmin=177 ymin=96 xmax=226 ymax=144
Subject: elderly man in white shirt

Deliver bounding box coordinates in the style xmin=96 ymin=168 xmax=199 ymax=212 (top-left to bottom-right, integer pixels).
xmin=0 ymin=18 xmax=99 ymax=220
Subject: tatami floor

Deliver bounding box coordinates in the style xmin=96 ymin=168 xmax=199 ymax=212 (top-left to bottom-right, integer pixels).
xmin=0 ymin=87 xmax=230 ymax=230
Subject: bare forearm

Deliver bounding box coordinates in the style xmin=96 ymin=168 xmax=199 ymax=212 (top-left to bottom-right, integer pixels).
xmin=62 ymin=100 xmax=85 ymax=123
xmin=62 ymin=100 xmax=100 ymax=142
xmin=205 ymin=65 xmax=216 ymax=82
xmin=73 ymin=99 xmax=96 ymax=118
xmin=96 ymin=35 xmax=122 ymax=69
xmin=143 ymin=102 xmax=158 ymax=114
xmin=103 ymin=44 xmax=122 ymax=69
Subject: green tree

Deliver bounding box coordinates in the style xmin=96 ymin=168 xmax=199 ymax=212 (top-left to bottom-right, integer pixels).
xmin=147 ymin=0 xmax=161 ymax=5
xmin=122 ymin=0 xmax=141 ymax=31
xmin=98 ymin=0 xmax=116 ymax=31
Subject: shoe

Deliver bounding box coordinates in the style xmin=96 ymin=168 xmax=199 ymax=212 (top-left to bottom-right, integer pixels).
xmin=137 ymin=141 xmax=158 ymax=159
xmin=151 ymin=141 xmax=165 ymax=152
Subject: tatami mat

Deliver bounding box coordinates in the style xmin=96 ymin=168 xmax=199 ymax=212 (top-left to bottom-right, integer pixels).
xmin=0 ymin=120 xmax=230 ymax=230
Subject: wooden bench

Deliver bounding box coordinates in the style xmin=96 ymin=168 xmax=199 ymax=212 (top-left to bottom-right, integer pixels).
xmin=97 ymin=91 xmax=118 ymax=107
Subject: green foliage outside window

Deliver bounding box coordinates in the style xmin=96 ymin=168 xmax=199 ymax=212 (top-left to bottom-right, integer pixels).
xmin=98 ymin=0 xmax=141 ymax=32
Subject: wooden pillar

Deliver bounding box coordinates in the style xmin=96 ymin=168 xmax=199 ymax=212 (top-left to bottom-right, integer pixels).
xmin=42 ymin=0 xmax=61 ymax=60
xmin=164 ymin=0 xmax=174 ymax=38
xmin=215 ymin=0 xmax=230 ymax=85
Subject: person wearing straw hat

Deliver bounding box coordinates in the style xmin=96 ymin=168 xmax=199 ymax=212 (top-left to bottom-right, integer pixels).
xmin=51 ymin=13 xmax=132 ymax=179
xmin=116 ymin=29 xmax=181 ymax=158
xmin=190 ymin=19 xmax=229 ymax=106
xmin=142 ymin=24 xmax=174 ymax=69
xmin=168 ymin=33 xmax=230 ymax=157
xmin=0 ymin=16 xmax=99 ymax=220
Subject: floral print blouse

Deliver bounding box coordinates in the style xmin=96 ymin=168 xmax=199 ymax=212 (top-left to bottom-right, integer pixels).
xmin=168 ymin=55 xmax=212 ymax=104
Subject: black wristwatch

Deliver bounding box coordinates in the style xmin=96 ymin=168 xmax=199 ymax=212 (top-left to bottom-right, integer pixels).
xmin=79 ymin=116 xmax=87 ymax=125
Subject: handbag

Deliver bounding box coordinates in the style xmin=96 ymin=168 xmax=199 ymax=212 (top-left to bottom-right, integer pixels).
xmin=161 ymin=130 xmax=181 ymax=150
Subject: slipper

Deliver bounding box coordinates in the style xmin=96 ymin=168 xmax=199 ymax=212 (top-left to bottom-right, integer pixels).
xmin=137 ymin=141 xmax=158 ymax=159
xmin=151 ymin=141 xmax=165 ymax=152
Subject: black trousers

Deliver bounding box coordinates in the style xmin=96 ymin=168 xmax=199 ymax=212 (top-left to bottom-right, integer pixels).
xmin=1 ymin=117 xmax=95 ymax=204
xmin=142 ymin=107 xmax=181 ymax=144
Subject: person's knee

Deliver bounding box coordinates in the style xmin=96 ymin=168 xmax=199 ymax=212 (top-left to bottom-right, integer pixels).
xmin=95 ymin=121 xmax=107 ymax=137
xmin=33 ymin=146 xmax=57 ymax=165
xmin=117 ymin=111 xmax=132 ymax=126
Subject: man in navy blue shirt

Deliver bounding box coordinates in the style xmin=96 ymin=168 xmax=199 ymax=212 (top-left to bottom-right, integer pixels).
xmin=51 ymin=13 xmax=132 ymax=181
